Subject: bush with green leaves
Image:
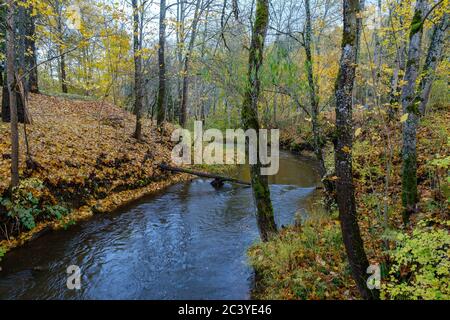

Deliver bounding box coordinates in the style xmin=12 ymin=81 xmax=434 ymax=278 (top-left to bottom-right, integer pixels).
xmin=382 ymin=219 xmax=450 ymax=300
xmin=0 ymin=178 xmax=70 ymax=231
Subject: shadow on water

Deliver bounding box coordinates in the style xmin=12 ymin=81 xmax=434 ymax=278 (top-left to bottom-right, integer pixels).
xmin=0 ymin=151 xmax=321 ymax=299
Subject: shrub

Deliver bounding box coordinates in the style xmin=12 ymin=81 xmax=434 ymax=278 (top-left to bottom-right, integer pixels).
xmin=0 ymin=178 xmax=70 ymax=232
xmin=382 ymin=219 xmax=450 ymax=300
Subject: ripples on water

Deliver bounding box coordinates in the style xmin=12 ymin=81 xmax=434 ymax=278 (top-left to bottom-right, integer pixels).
xmin=0 ymin=152 xmax=321 ymax=299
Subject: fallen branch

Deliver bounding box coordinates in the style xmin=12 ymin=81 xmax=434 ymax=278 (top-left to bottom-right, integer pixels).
xmin=159 ymin=163 xmax=251 ymax=187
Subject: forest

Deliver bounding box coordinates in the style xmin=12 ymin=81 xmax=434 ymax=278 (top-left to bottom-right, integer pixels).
xmin=0 ymin=0 xmax=448 ymax=301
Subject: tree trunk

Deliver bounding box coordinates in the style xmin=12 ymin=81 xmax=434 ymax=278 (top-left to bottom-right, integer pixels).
xmin=156 ymin=0 xmax=166 ymax=125
xmin=132 ymin=0 xmax=143 ymax=140
xmin=334 ymin=0 xmax=378 ymax=299
xmin=400 ymin=0 xmax=426 ymax=223
xmin=304 ymin=0 xmax=326 ymax=178
xmin=56 ymin=4 xmax=68 ymax=94
xmin=241 ymin=0 xmax=277 ymax=242
xmin=6 ymin=0 xmax=19 ymax=187
xmin=179 ymin=0 xmax=201 ymax=127
xmin=25 ymin=6 xmax=38 ymax=93
xmin=418 ymin=13 xmax=448 ymax=115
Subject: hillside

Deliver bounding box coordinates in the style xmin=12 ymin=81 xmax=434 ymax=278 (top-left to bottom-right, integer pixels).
xmin=0 ymin=93 xmax=189 ymax=250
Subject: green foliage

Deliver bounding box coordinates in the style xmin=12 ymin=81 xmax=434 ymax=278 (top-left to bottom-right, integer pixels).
xmin=248 ymin=212 xmax=356 ymax=299
xmin=382 ymin=219 xmax=450 ymax=300
xmin=0 ymin=178 xmax=69 ymax=231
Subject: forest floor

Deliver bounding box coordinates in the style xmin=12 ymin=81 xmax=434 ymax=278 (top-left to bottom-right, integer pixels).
xmin=249 ymin=106 xmax=450 ymax=299
xmin=0 ymin=93 xmax=192 ymax=253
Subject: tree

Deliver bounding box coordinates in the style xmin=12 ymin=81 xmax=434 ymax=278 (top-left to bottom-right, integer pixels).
xmin=2 ymin=0 xmax=30 ymax=124
xmin=179 ymin=0 xmax=201 ymax=127
xmin=304 ymin=0 xmax=326 ymax=177
xmin=400 ymin=0 xmax=426 ymax=223
xmin=0 ymin=4 xmax=6 ymax=88
xmin=334 ymin=0 xmax=378 ymax=299
xmin=242 ymin=0 xmax=277 ymax=242
xmin=418 ymin=12 xmax=448 ymax=115
xmin=25 ymin=5 xmax=39 ymax=93
xmin=156 ymin=0 xmax=166 ymax=125
xmin=132 ymin=0 xmax=143 ymax=140
xmin=6 ymin=0 xmax=19 ymax=187
xmin=55 ymin=0 xmax=68 ymax=93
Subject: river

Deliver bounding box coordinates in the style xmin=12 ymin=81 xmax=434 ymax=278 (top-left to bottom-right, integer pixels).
xmin=0 ymin=151 xmax=321 ymax=299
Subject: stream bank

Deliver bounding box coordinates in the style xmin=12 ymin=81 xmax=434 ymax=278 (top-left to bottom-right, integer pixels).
xmin=0 ymin=151 xmax=321 ymax=299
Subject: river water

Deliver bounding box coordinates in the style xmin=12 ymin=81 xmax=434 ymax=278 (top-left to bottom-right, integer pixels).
xmin=0 ymin=151 xmax=321 ymax=299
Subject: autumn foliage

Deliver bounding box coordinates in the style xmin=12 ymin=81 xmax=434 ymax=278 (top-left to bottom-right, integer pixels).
xmin=0 ymin=93 xmax=188 ymax=248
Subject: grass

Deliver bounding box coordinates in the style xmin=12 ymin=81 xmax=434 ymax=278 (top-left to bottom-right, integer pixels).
xmin=248 ymin=210 xmax=358 ymax=300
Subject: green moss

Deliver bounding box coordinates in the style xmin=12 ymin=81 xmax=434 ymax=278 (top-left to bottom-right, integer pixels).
xmin=409 ymin=10 xmax=423 ymax=39
xmin=254 ymin=0 xmax=269 ymax=32
xmin=401 ymin=153 xmax=418 ymax=223
xmin=406 ymin=98 xmax=421 ymax=115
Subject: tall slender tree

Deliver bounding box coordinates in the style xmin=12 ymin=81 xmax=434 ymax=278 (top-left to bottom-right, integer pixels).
xmin=334 ymin=0 xmax=378 ymax=299
xmin=55 ymin=0 xmax=68 ymax=93
xmin=156 ymin=0 xmax=166 ymax=125
xmin=179 ymin=0 xmax=201 ymax=127
xmin=418 ymin=12 xmax=448 ymax=115
xmin=132 ymin=0 xmax=143 ymax=140
xmin=242 ymin=0 xmax=277 ymax=242
xmin=400 ymin=0 xmax=426 ymax=223
xmin=304 ymin=0 xmax=326 ymax=178
xmin=26 ymin=6 xmax=39 ymax=93
xmin=6 ymin=0 xmax=19 ymax=187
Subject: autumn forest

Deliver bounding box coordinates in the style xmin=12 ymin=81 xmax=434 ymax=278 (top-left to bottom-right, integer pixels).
xmin=0 ymin=0 xmax=448 ymax=301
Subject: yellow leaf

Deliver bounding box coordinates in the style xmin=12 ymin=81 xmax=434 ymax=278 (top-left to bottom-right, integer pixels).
xmin=355 ymin=127 xmax=362 ymax=137
xmin=400 ymin=113 xmax=409 ymax=123
xmin=341 ymin=145 xmax=351 ymax=153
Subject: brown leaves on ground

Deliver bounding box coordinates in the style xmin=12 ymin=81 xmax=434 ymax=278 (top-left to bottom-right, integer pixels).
xmin=0 ymin=93 xmax=190 ymax=248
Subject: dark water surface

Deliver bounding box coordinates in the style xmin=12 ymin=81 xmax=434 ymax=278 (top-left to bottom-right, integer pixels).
xmin=0 ymin=151 xmax=321 ymax=299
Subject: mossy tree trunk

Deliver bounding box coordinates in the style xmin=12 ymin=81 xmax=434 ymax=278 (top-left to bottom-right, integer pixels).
xmin=334 ymin=0 xmax=378 ymax=299
xmin=156 ymin=0 xmax=166 ymax=125
xmin=400 ymin=0 xmax=426 ymax=223
xmin=241 ymin=0 xmax=277 ymax=242
xmin=304 ymin=0 xmax=326 ymax=178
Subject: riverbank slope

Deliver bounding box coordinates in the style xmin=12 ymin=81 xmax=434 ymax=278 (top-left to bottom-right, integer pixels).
xmin=0 ymin=93 xmax=190 ymax=254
